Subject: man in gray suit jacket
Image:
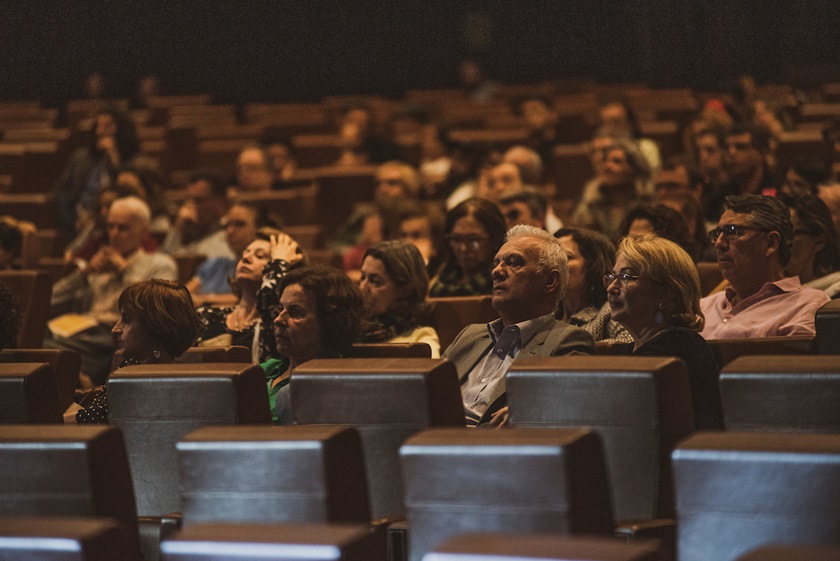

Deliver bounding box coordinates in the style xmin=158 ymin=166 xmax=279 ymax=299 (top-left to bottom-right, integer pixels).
xmin=443 ymin=225 xmax=594 ymax=426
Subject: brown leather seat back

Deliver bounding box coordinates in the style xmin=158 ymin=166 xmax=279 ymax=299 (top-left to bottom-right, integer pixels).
xmin=815 ymin=298 xmax=840 ymax=354
xmin=292 ymin=358 xmax=464 ymax=520
xmin=428 ymin=534 xmax=660 ymax=561
xmin=400 ymin=428 xmax=614 ymax=561
xmin=0 ymin=270 xmax=52 ymax=348
xmin=346 ymin=343 xmax=432 ymax=358
xmin=0 ymin=426 xmax=140 ymax=556
xmin=736 ymin=544 xmax=840 ymax=561
xmin=108 ymin=363 xmax=271 ymax=517
xmin=507 ymin=356 xmax=695 ymax=521
xmin=673 ymin=432 xmax=840 ymax=561
xmin=426 ymin=296 xmax=496 ymax=350
xmin=0 ymin=348 xmax=81 ymax=411
xmin=0 ymin=516 xmax=137 ymax=561
xmin=721 ymin=356 xmax=840 ymax=432
xmin=162 ymin=522 xmax=384 ymax=561
xmin=177 ymin=426 xmax=370 ymax=526
xmin=177 ymin=346 xmax=252 ymax=363
xmin=708 ymin=336 xmax=814 ymax=367
xmin=0 ymin=362 xmax=61 ymax=423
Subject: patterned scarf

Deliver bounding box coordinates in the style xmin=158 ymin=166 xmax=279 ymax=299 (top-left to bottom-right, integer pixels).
xmin=359 ymin=314 xmax=416 ymax=343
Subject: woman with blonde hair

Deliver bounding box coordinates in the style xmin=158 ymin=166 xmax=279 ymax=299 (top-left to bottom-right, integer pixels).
xmin=606 ymin=234 xmax=722 ymax=429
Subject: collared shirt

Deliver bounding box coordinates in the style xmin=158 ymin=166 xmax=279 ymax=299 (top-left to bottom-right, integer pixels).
xmin=699 ymin=276 xmax=830 ymax=339
xmin=461 ymin=313 xmax=555 ymax=422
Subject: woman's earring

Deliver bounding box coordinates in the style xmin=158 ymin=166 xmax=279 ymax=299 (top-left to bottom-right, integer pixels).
xmin=654 ymin=306 xmax=665 ymax=325
xmin=152 ymin=350 xmax=161 ymax=360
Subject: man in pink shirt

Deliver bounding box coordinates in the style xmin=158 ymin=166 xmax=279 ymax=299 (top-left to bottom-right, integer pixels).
xmin=700 ymin=194 xmax=830 ymax=339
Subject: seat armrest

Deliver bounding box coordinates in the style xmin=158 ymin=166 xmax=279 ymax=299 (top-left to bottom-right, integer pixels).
xmin=387 ymin=520 xmax=408 ymax=561
xmin=138 ymin=513 xmax=182 ymax=561
xmin=615 ymin=518 xmax=674 ymax=561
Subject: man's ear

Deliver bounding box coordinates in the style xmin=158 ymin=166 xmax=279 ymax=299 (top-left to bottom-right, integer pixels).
xmin=545 ymin=269 xmax=562 ymax=295
xmin=765 ymin=230 xmax=781 ymax=257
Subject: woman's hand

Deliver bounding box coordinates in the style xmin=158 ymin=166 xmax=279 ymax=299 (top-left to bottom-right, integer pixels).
xmin=489 ymin=406 xmax=510 ymax=428
xmin=270 ymin=233 xmax=303 ymax=266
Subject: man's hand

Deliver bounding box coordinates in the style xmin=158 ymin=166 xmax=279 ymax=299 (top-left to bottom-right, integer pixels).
xmin=88 ymin=246 xmax=126 ymax=275
xmin=270 ymin=233 xmax=303 ymax=266
xmin=488 ymin=406 xmax=510 ymax=428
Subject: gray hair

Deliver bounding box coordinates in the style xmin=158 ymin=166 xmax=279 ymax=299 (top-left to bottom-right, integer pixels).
xmin=109 ymin=196 xmax=151 ymax=227
xmin=506 ymin=224 xmax=568 ymax=300
xmin=504 ymin=145 xmax=544 ymax=185
xmin=608 ymin=138 xmax=651 ymax=181
xmin=723 ymin=194 xmax=793 ymax=266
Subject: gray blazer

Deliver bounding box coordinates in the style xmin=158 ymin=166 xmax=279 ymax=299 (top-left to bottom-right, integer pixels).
xmin=443 ymin=318 xmax=595 ymax=422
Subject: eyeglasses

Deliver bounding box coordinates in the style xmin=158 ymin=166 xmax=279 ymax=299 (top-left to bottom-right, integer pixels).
xmin=603 ymin=272 xmax=641 ymax=289
xmin=221 ymin=219 xmax=248 ymax=229
xmin=708 ymin=224 xmax=767 ymax=244
xmin=447 ymin=235 xmax=489 ymax=250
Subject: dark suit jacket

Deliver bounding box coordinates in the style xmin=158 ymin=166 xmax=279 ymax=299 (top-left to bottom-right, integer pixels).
xmin=443 ymin=317 xmax=595 ymax=422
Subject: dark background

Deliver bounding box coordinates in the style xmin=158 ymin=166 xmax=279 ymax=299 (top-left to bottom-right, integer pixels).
xmin=2 ymin=1 xmax=839 ymax=105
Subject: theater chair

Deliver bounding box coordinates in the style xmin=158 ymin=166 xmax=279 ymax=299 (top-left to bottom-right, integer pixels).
xmin=507 ymin=356 xmax=694 ymax=523
xmin=399 ymin=428 xmax=614 ymax=561
xmin=0 ymin=426 xmax=142 ymax=560
xmin=0 ymin=516 xmax=136 ymax=561
xmin=425 ymin=533 xmax=660 ymax=561
xmin=161 ymin=522 xmax=385 ymax=561
xmin=176 ymin=425 xmax=370 ymax=527
xmin=426 ymin=296 xmax=496 ymax=350
xmin=346 ymin=342 xmax=432 ymax=358
xmin=292 ymin=358 xmax=464 ymax=521
xmin=0 ymin=362 xmax=62 ymax=423
xmin=736 ymin=544 xmax=840 ymax=561
xmin=672 ymin=431 xmax=840 ymax=561
xmin=720 ymin=355 xmax=840 ymax=433
xmin=708 ymin=336 xmax=814 ymax=367
xmin=0 ymin=348 xmax=81 ymax=411
xmin=0 ymin=270 xmax=52 ymax=348
xmin=815 ymin=298 xmax=840 ymax=354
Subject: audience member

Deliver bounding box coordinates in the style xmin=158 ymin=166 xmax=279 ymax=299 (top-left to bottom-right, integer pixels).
xmin=235 ymin=144 xmax=274 ymax=193
xmin=779 ymin=193 xmax=840 ymax=298
xmin=694 ymin=125 xmax=730 ymax=201
xmin=263 ymin=137 xmax=298 ymax=185
xmin=46 ymin=197 xmax=178 ymax=384
xmin=444 ymin=225 xmax=595 ymax=426
xmin=700 ymin=194 xmax=830 ymax=339
xmin=0 ymin=221 xmax=23 ymax=270
xmin=72 ymin=279 xmax=201 ymax=424
xmin=618 ymin=204 xmax=695 ymax=258
xmin=554 ymin=227 xmax=632 ymax=343
xmin=597 ymin=98 xmax=661 ymax=174
xmin=780 ymin=159 xmax=829 ymax=197
xmin=654 ymin=158 xmax=704 ymax=207
xmin=397 ymin=204 xmax=446 ymax=272
xmin=822 ymin=118 xmax=840 ymax=182
xmin=160 ymin=170 xmax=233 ymax=259
xmin=498 ymin=188 xmax=548 ymax=231
xmin=197 ymin=230 xmax=303 ymax=363
xmin=0 ymin=282 xmax=20 ymax=349
xmin=262 ymin=264 xmax=365 ymax=424
xmin=607 ymin=234 xmax=723 ymax=429
xmin=517 ymin=95 xmax=559 ymax=164
xmin=336 ymin=105 xmax=400 ymax=165
xmin=819 ymin=182 xmax=840 ymax=234
xmin=658 ymin=194 xmax=715 ymax=262
xmin=53 ymin=106 xmax=141 ymax=238
xmin=430 ymin=198 xmax=506 ymax=297
xmin=358 ymin=241 xmax=440 ymax=357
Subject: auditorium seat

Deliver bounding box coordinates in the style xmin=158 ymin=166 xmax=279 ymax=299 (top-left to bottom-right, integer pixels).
xmin=507 ymin=356 xmax=695 ymax=521
xmin=107 ymin=363 xmax=271 ymax=518
xmin=177 ymin=425 xmax=370 ymax=526
xmin=720 ymin=355 xmax=840 ymax=432
xmin=292 ymin=358 xmax=464 ymax=520
xmin=161 ymin=522 xmax=385 ymax=561
xmin=0 ymin=269 xmax=53 ymax=348
xmin=736 ymin=544 xmax=840 ymax=561
xmin=426 ymin=295 xmax=496 ymax=350
xmin=0 ymin=516 xmax=138 ymax=561
xmin=672 ymin=431 xmax=840 ymax=561
xmin=708 ymin=336 xmax=814 ymax=367
xmin=235 ymin=183 xmax=319 ymax=226
xmin=178 ymin=345 xmax=252 ymax=363
xmin=399 ymin=427 xmax=613 ymax=561
xmin=815 ymin=298 xmax=840 ymax=354
xmin=0 ymin=362 xmax=62 ymax=423
xmin=426 ymin=533 xmax=660 ymax=561
xmin=0 ymin=425 xmax=141 ymax=558
xmin=550 ymin=143 xmax=593 ymax=201
xmin=0 ymin=348 xmax=81 ymax=411
xmin=695 ymin=261 xmax=723 ymax=296
xmin=346 ymin=342 xmax=432 ymax=358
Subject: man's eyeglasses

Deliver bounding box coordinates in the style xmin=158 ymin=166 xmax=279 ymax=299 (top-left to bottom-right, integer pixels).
xmin=708 ymin=224 xmax=766 ymax=244
xmin=603 ymin=272 xmax=641 ymax=289
xmin=447 ymin=235 xmax=489 ymax=250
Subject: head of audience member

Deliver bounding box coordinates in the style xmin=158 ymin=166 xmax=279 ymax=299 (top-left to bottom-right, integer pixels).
xmin=658 ymin=194 xmax=711 ymax=260
xmin=492 ymin=225 xmax=568 ymax=326
xmin=619 ymin=204 xmax=694 ymax=258
xmin=598 ymin=99 xmax=642 ymax=139
xmin=819 ymin=183 xmax=840 ymax=234
xmin=517 ymin=96 xmax=557 ymax=139
xmin=222 ymin=202 xmax=275 ymax=259
xmin=398 ymin=205 xmax=445 ymax=266
xmin=607 ymin=234 xmax=703 ymax=347
xmin=272 ymin=264 xmax=365 ymax=367
xmin=778 ymin=193 xmax=840 ymax=284
xmin=90 ymin=106 xmax=139 ymax=165
xmin=503 ymin=146 xmax=545 ymax=186
xmin=263 ymin=138 xmax=297 ymax=183
xmin=0 ymin=282 xmax=20 ymax=350
xmin=236 ymin=144 xmax=274 ymax=192
xmin=554 ymin=227 xmax=616 ymax=320
xmin=655 ymin=158 xmax=703 ymax=204
xmin=781 ymin=159 xmax=829 ymax=197
xmin=232 ymin=227 xmax=286 ymax=299
xmin=107 ymin=197 xmax=152 ymax=257
xmin=339 ymin=105 xmax=375 ymax=150
xmin=694 ymin=126 xmax=729 ymax=184
xmin=375 ymin=161 xmax=421 ymax=206
xmin=114 ymin=164 xmax=166 ymax=215
xmin=0 ymin=221 xmax=23 ymax=269
xmin=588 ymin=132 xmax=620 ymax=176
xmin=113 ymin=279 xmax=201 ymax=364
xmin=710 ymin=194 xmax=793 ymax=300
xmin=360 ymin=241 xmax=430 ymax=330
xmin=725 ymin=123 xmax=770 ymax=183
xmin=599 ymin=138 xmax=651 ymax=189
xmin=391 ymin=105 xmax=430 ymax=145
xmin=182 ymin=171 xmax=229 ymax=232
xmin=484 ymin=161 xmax=524 ymax=199
xmin=498 ymin=188 xmax=547 ymax=230
xmin=442 ymin=197 xmax=507 ymax=278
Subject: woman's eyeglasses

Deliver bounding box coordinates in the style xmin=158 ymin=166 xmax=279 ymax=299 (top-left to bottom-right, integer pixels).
xmin=708 ymin=224 xmax=766 ymax=244
xmin=447 ymin=235 xmax=489 ymax=250
xmin=603 ymin=272 xmax=641 ymax=289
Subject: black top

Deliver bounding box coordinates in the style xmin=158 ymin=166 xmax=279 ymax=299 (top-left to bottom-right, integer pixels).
xmin=614 ymin=327 xmax=723 ymax=430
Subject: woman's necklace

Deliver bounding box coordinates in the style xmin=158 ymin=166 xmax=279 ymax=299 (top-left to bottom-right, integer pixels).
xmin=229 ymin=304 xmax=259 ymax=332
